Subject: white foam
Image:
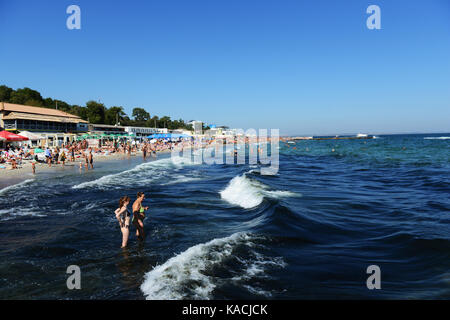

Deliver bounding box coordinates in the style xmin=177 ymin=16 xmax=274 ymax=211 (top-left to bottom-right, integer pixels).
xmin=141 ymin=232 xmax=250 ymax=300
xmin=162 ymin=174 xmax=203 ymax=185
xmin=220 ymin=173 xmax=300 ymax=209
xmin=0 ymin=207 xmax=46 ymax=220
xmin=0 ymin=179 xmax=34 ymax=195
xmin=72 ymin=157 xmax=193 ymax=189
xmin=424 ymin=136 xmax=450 ymax=140
xmin=220 ymin=175 xmax=265 ymax=209
xmin=140 ymin=232 xmax=285 ymax=300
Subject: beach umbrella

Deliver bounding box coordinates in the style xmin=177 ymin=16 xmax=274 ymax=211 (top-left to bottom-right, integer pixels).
xmin=34 ymin=148 xmax=44 ymax=153
xmin=0 ymin=130 xmax=29 ymax=141
xmin=0 ymin=136 xmax=5 ymax=141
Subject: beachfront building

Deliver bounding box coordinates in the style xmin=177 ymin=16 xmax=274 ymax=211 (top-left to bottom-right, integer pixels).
xmin=171 ymin=129 xmax=193 ymax=136
xmin=88 ymin=123 xmax=126 ymax=135
xmin=188 ymin=120 xmax=203 ymax=135
xmin=124 ymin=126 xmax=168 ymax=137
xmin=0 ymin=102 xmax=89 ymax=147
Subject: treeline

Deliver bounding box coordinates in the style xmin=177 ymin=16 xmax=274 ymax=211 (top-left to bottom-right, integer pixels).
xmin=0 ymin=85 xmax=193 ymax=130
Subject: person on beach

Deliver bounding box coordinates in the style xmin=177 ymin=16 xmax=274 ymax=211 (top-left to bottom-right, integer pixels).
xmin=60 ymin=151 xmax=66 ymax=166
xmin=70 ymin=146 xmax=75 ymax=162
xmin=115 ymin=196 xmax=131 ymax=248
xmin=45 ymin=147 xmax=52 ymax=167
xmin=132 ymin=192 xmax=148 ymax=241
xmin=83 ymin=150 xmax=89 ymax=169
xmin=11 ymin=158 xmax=17 ymax=170
xmin=142 ymin=144 xmax=147 ymax=160
xmin=88 ymin=148 xmax=94 ymax=169
xmin=31 ymin=161 xmax=36 ymax=174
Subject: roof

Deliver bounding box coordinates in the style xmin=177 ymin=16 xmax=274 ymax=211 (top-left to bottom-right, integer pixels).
xmin=0 ymin=102 xmax=85 ymax=121
xmin=90 ymin=123 xmax=125 ymax=128
xmin=3 ymin=112 xmax=87 ymax=123
xmin=16 ymin=131 xmax=43 ymax=140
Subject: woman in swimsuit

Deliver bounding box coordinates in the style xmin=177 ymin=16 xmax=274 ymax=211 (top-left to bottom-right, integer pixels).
xmin=115 ymin=196 xmax=131 ymax=248
xmin=132 ymin=192 xmax=148 ymax=241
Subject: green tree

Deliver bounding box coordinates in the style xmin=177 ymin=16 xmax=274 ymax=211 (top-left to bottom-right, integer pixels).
xmin=85 ymin=100 xmax=106 ymax=124
xmin=9 ymin=87 xmax=43 ymax=105
xmin=105 ymin=106 xmax=127 ymax=125
xmin=0 ymin=85 xmax=13 ymax=102
xmin=71 ymin=105 xmax=88 ymax=120
xmin=159 ymin=116 xmax=171 ymax=128
xmin=132 ymin=107 xmax=150 ymax=122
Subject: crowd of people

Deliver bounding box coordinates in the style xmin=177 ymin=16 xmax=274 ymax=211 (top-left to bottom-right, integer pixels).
xmin=1 ymin=134 xmax=271 ymax=174
xmin=0 ymin=137 xmax=202 ymax=172
xmin=0 ymin=144 xmax=34 ymax=170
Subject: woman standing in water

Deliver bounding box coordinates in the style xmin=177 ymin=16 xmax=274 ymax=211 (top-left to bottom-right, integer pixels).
xmin=132 ymin=192 xmax=148 ymax=241
xmin=115 ymin=196 xmax=131 ymax=248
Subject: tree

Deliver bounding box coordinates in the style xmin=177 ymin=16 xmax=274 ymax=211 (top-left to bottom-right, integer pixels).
xmin=159 ymin=116 xmax=171 ymax=128
xmin=105 ymin=106 xmax=127 ymax=125
xmin=0 ymin=85 xmax=13 ymax=102
xmin=24 ymin=99 xmax=43 ymax=107
xmin=85 ymin=100 xmax=106 ymax=124
xmin=9 ymin=87 xmax=43 ymax=105
xmin=132 ymin=107 xmax=150 ymax=122
xmin=71 ymin=105 xmax=88 ymax=120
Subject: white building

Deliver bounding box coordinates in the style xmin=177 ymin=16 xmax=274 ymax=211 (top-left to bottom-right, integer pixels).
xmin=124 ymin=126 xmax=168 ymax=137
xmin=188 ymin=121 xmax=203 ymax=135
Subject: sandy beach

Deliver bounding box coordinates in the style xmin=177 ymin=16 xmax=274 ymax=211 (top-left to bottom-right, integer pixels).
xmin=0 ymin=149 xmax=163 ymax=189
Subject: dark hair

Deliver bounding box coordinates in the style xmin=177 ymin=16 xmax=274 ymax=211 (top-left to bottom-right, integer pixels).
xmin=118 ymin=196 xmax=130 ymax=208
xmin=137 ymin=192 xmax=144 ymax=198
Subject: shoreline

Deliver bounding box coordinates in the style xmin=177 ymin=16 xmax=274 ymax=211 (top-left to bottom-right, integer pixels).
xmin=0 ymin=149 xmax=173 ymax=189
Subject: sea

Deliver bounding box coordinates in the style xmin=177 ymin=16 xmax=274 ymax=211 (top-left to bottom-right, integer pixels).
xmin=0 ymin=133 xmax=449 ymax=299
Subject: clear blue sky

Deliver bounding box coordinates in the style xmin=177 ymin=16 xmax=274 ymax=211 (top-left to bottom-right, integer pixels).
xmin=1 ymin=0 xmax=449 ymax=136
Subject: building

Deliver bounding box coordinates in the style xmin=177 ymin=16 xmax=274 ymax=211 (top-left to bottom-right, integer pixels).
xmin=0 ymin=102 xmax=89 ymax=147
xmin=124 ymin=126 xmax=168 ymax=137
xmin=188 ymin=120 xmax=203 ymax=135
xmin=0 ymin=102 xmax=88 ymax=133
xmin=88 ymin=123 xmax=126 ymax=135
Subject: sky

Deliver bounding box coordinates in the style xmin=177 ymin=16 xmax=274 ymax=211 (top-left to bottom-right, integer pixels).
xmin=1 ymin=0 xmax=449 ymax=136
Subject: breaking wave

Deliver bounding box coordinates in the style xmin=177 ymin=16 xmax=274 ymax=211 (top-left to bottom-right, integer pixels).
xmin=220 ymin=173 xmax=299 ymax=209
xmin=140 ymin=232 xmax=285 ymax=300
xmin=424 ymin=137 xmax=450 ymax=140
xmin=0 ymin=179 xmax=34 ymax=196
xmin=72 ymin=157 xmax=195 ymax=190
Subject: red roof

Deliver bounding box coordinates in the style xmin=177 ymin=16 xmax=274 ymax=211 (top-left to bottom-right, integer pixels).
xmin=0 ymin=130 xmax=29 ymax=141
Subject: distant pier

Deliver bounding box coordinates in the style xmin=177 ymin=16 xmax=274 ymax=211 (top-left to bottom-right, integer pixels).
xmin=281 ymin=136 xmax=375 ymax=141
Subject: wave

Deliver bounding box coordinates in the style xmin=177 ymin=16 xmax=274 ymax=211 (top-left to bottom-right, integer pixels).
xmin=72 ymin=156 xmax=194 ymax=190
xmin=424 ymin=137 xmax=450 ymax=140
xmin=220 ymin=173 xmax=300 ymax=209
xmin=140 ymin=232 xmax=285 ymax=300
xmin=0 ymin=207 xmax=46 ymax=220
xmin=0 ymin=179 xmax=34 ymax=196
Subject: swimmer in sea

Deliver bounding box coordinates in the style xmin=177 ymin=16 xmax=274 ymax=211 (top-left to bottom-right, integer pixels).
xmin=132 ymin=192 xmax=148 ymax=241
xmin=115 ymin=196 xmax=131 ymax=248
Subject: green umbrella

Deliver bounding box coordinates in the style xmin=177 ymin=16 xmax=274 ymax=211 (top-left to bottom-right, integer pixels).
xmin=34 ymin=148 xmax=44 ymax=153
